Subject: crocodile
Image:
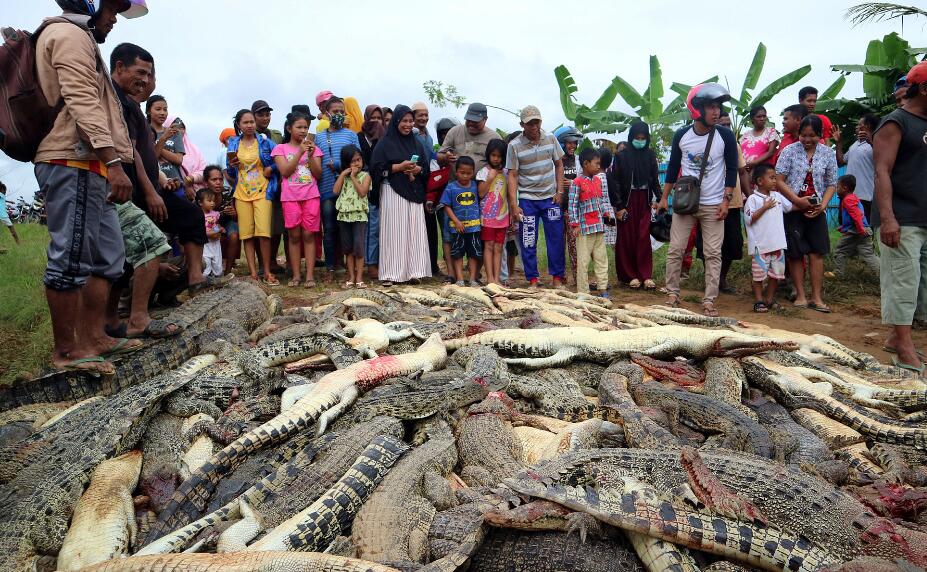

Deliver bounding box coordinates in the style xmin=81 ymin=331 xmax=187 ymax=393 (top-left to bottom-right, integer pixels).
xmin=137 ymin=413 xmax=186 ymax=513
xmin=505 ymin=447 xmax=927 ymax=567
xmin=791 ymin=408 xmax=865 ymax=448
xmin=513 ymin=418 xmax=619 ymax=465
xmin=704 ymin=357 xmax=756 ymax=419
xmin=0 ymin=282 xmax=267 ymax=412
xmin=352 ymin=421 xmax=458 ymax=567
xmin=836 ymin=443 xmax=886 ymax=482
xmin=456 ymin=392 xmax=527 ymax=487
xmin=621 ymin=302 xmax=739 ymax=327
xmin=629 ymin=352 xmax=706 ymax=389
xmin=445 ymin=325 xmax=795 ymax=368
xmin=57 ymin=451 xmax=143 ymax=571
xmin=0 ymin=354 xmax=215 ymax=572
xmin=150 ymin=334 xmax=446 ymax=540
xmin=77 ymin=552 xmax=402 ymax=571
xmin=469 ymin=528 xmax=645 ymax=572
xmin=869 ymin=443 xmax=927 ymax=487
xmin=749 ymin=397 xmax=842 ymax=475
xmin=597 ymin=361 xmax=684 ymax=449
xmin=624 ymin=364 xmax=774 ymax=458
xmin=214 ymin=416 xmax=404 ymax=552
xmin=180 ymin=413 xmax=216 ymax=480
xmin=245 ymin=435 xmax=409 ymax=552
xmin=340 ymin=318 xmax=417 ymax=353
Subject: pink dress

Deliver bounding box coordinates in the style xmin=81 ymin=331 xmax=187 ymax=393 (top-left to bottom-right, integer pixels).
xmin=740 ymin=127 xmax=780 ymax=166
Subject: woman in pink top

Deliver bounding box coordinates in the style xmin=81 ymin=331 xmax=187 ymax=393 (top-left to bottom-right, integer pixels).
xmin=272 ymin=112 xmax=323 ymax=287
xmin=740 ymin=105 xmax=780 ymax=169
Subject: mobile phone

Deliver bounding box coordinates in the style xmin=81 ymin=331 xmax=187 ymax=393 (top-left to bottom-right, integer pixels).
xmin=410 ymin=155 xmax=419 ymax=163
xmin=807 ymin=194 xmax=821 ymax=206
xmin=226 ymin=150 xmax=237 ymax=162
xmin=305 ymin=133 xmax=315 ymax=144
xmin=171 ymin=117 xmax=184 ymax=128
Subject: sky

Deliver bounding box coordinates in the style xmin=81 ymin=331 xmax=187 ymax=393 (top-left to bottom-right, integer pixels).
xmin=0 ymin=0 xmax=920 ymax=201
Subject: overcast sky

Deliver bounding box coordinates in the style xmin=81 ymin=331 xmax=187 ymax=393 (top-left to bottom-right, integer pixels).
xmin=1 ymin=0 xmax=919 ymax=200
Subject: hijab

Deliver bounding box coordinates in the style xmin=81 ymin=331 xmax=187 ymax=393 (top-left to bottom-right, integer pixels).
xmin=370 ymin=104 xmax=429 ymax=204
xmin=344 ymin=97 xmax=364 ymax=134
xmin=164 ymin=115 xmax=206 ymax=190
xmin=362 ymin=104 xmax=386 ymax=141
xmin=621 ymin=121 xmax=653 ymax=188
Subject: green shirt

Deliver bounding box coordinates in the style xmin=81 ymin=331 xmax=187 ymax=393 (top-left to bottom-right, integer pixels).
xmin=336 ymin=171 xmax=369 ymax=222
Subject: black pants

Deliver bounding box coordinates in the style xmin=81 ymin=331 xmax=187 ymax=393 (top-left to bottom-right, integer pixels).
xmin=425 ymin=206 xmax=440 ymax=274
xmin=861 ymin=199 xmax=872 ymax=223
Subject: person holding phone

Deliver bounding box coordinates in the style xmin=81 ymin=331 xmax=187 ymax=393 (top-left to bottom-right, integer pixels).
xmin=370 ymin=104 xmax=431 ymax=286
xmin=146 ymin=96 xmax=186 ymax=199
xmin=775 ymin=115 xmax=837 ymax=313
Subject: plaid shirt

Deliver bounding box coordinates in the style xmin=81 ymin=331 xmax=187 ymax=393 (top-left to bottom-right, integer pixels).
xmin=568 ymin=174 xmax=613 ymax=235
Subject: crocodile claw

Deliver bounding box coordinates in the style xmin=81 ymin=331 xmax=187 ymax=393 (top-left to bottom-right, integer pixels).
xmin=565 ymin=511 xmax=601 ymax=543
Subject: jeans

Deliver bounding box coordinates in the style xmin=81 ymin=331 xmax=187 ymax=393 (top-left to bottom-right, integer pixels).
xmin=517 ymin=196 xmax=565 ymax=281
xmin=365 ymin=203 xmax=380 ymax=266
xmin=321 ymin=197 xmax=338 ymax=270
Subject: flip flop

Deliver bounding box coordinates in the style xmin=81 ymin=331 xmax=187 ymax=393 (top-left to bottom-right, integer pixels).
xmin=883 ymin=346 xmax=927 ymax=361
xmin=101 ymin=338 xmax=144 ymax=358
xmin=262 ymin=277 xmax=280 ymax=287
xmin=793 ymin=301 xmax=808 ymax=309
xmin=891 ymin=356 xmax=925 ymax=376
xmin=127 ymin=319 xmax=181 ymax=339
xmin=808 ymin=302 xmax=832 ymax=314
xmin=356 ymin=281 xmax=368 ymax=289
xmin=703 ymin=304 xmax=720 ymax=318
xmin=304 ymin=280 xmax=317 ymax=288
xmin=104 ymin=322 xmax=128 ymax=338
xmin=60 ymin=356 xmax=115 ymax=375
xmin=287 ymin=279 xmax=300 ymax=287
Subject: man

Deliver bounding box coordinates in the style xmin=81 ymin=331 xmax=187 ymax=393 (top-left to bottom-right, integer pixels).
xmin=0 ymin=182 xmax=20 ymax=245
xmin=106 ymin=42 xmax=181 ymax=339
xmin=798 ymin=86 xmax=833 ymax=142
xmin=506 ymin=105 xmax=566 ymax=289
xmin=895 ymin=76 xmax=909 ymax=108
xmin=873 ymin=61 xmax=927 ymax=373
xmin=411 ymin=102 xmax=434 ymax=158
xmin=438 ymin=102 xmax=503 ymax=171
xmin=34 ymin=0 xmax=144 ymax=374
xmin=773 ymin=104 xmax=808 ymax=165
xmin=251 ymin=99 xmax=286 ymax=275
xmin=658 ymin=83 xmax=739 ymax=317
xmin=836 ymin=114 xmax=879 ymax=221
xmin=713 ymin=110 xmax=751 ymax=293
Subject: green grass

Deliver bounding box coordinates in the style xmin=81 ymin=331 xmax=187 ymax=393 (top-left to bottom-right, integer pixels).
xmin=0 ymin=224 xmax=52 ymax=384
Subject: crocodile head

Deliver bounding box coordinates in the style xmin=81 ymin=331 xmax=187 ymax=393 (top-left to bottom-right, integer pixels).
xmin=629 ymin=353 xmax=704 ymax=387
xmin=467 ymin=392 xmax=516 ymax=418
xmin=711 ymin=337 xmax=798 ymax=358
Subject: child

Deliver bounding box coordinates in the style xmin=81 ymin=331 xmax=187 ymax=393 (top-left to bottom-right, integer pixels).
xmin=439 ymin=156 xmax=483 ymax=286
xmin=834 ymin=174 xmax=879 ymax=276
xmin=743 ymin=164 xmax=793 ymax=312
xmin=333 ymin=144 xmax=370 ymax=288
xmin=197 ymin=188 xmax=224 ymax=278
xmin=567 ymin=148 xmax=612 ymax=297
xmin=271 ymin=112 xmax=323 ymax=287
xmin=0 ymin=182 xmax=20 ymax=245
xmin=477 ymin=139 xmax=509 ymax=285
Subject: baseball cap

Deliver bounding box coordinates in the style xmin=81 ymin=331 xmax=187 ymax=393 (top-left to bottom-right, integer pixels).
xmin=520 ymin=105 xmax=542 ymax=123
xmin=464 ymin=102 xmax=488 ymax=122
xmin=218 ymin=128 xmax=235 ymax=146
xmin=251 ymin=100 xmax=273 ymax=114
xmin=411 ymin=101 xmax=429 ymax=113
xmin=315 ymin=90 xmax=334 ymax=108
xmin=121 ymin=0 xmax=148 ymax=18
xmin=436 ymin=117 xmax=459 ymax=132
xmin=906 ymin=62 xmax=927 ymax=86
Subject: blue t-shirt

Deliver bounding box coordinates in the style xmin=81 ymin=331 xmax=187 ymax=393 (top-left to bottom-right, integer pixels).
xmin=317 ymin=128 xmax=360 ymax=201
xmin=0 ymin=194 xmax=7 ymax=222
xmin=438 ymin=181 xmax=481 ymax=234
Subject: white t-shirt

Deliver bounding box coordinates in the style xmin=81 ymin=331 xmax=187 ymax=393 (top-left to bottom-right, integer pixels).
xmin=743 ymin=191 xmax=793 ymax=254
xmin=676 ymin=127 xmax=729 ymax=206
xmin=845 ymin=140 xmax=875 ymax=202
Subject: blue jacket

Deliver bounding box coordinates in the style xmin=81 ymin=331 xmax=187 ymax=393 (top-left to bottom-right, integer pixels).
xmin=226 ymin=134 xmax=280 ymax=200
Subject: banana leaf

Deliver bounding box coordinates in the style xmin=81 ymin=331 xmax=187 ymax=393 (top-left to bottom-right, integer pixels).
xmin=740 ymin=43 xmax=766 ymax=102
xmin=820 ymin=76 xmax=847 ymax=101
xmin=863 ymin=39 xmax=889 ymax=98
xmin=575 ymin=106 xmax=636 ymax=125
xmin=643 ymin=55 xmax=664 ymax=120
xmin=658 ymin=111 xmax=691 ymax=125
xmin=751 ymin=65 xmax=812 ymax=109
xmin=592 ymin=76 xmax=630 ymax=111
xmin=554 ymin=65 xmax=579 ymax=121
xmin=814 ymin=98 xmax=852 ymax=113
xmin=608 ymin=74 xmax=645 ymax=111
xmin=906 ymin=47 xmax=927 ymax=56
xmin=669 ymin=75 xmax=720 ymax=98
xmin=727 ymin=95 xmax=746 ymax=111
xmin=831 ymin=64 xmax=896 ymax=73
xmin=883 ymin=32 xmax=914 ymax=70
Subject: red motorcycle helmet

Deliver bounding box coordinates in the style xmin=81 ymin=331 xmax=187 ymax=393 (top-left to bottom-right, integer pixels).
xmin=686 ymin=83 xmax=731 ymax=122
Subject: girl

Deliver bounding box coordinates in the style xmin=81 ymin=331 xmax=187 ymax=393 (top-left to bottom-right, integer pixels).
xmin=271 ymin=112 xmax=323 ymax=287
xmin=146 ymin=95 xmax=186 ymax=199
xmin=477 ymin=139 xmax=509 ymax=285
xmin=333 ymin=145 xmax=371 ymax=288
xmin=740 ymin=105 xmax=780 ymax=169
xmin=227 ymin=109 xmax=279 ymax=285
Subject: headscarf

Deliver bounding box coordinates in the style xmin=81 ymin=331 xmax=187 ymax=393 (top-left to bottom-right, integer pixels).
xmin=344 ymin=96 xmax=364 ymax=134
xmin=165 ymin=115 xmax=206 ymax=190
xmin=621 ymin=121 xmax=653 ymax=188
xmin=370 ymin=104 xmax=429 ymax=205
xmin=362 ymin=104 xmax=385 ymax=141
xmin=218 ymin=128 xmax=235 ymax=146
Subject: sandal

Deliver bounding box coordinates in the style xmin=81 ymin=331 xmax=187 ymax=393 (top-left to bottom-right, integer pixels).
xmin=643 ymin=279 xmax=656 ymax=290
xmin=59 ymin=356 xmax=115 ymax=375
xmin=356 ymin=281 xmax=367 ymax=289
xmin=127 ymin=318 xmax=181 ymax=339
xmin=262 ymin=276 xmax=280 ymax=287
xmin=891 ymin=356 xmax=926 ymax=376
xmin=882 ymin=346 xmax=927 ymax=361
xmin=304 ymin=280 xmax=317 ymax=288
xmin=343 ymin=281 xmax=355 ymax=289
xmin=753 ymin=301 xmax=769 ymax=313
xmin=287 ymin=279 xmax=301 ymax=287
xmin=665 ymin=294 xmax=680 ymax=308
xmin=101 ymin=338 xmax=144 ymax=357
xmin=766 ymin=301 xmax=783 ymax=311
xmin=629 ymin=279 xmax=641 ymax=289
xmin=808 ymin=302 xmax=832 ymax=314
xmin=703 ymin=303 xmax=720 ymax=318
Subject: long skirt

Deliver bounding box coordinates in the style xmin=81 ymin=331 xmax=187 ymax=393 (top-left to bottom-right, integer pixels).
xmin=615 ymin=189 xmax=654 ymax=283
xmin=378 ymin=182 xmax=431 ymax=282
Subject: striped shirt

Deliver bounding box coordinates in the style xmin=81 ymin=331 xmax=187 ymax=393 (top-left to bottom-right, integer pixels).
xmin=505 ymin=131 xmax=564 ymax=200
xmin=317 ymin=128 xmax=360 ymax=201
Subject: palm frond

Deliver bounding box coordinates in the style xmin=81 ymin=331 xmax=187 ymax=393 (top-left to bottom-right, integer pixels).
xmin=845 ymin=3 xmax=927 ymax=27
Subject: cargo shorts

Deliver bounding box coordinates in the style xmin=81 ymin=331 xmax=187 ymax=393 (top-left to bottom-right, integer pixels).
xmin=116 ymin=201 xmax=171 ymax=269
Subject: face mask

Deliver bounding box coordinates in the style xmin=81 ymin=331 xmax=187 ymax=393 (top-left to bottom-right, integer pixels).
xmin=632 ymin=139 xmax=647 ymax=150
xmin=329 ymin=112 xmax=346 ymax=129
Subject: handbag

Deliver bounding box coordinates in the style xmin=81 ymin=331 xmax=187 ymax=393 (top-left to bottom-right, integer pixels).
xmin=649 ymin=211 xmax=672 ymax=242
xmin=670 ymin=127 xmax=715 ymax=215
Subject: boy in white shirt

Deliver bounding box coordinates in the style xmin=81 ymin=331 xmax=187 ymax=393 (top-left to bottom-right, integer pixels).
xmin=743 ymin=164 xmax=792 ymax=313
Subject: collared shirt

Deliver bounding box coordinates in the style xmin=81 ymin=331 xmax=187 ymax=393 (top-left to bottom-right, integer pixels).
xmin=775 ymin=142 xmax=837 ymax=200
xmin=568 ymin=174 xmax=610 ymax=235
xmin=505 ymin=130 xmax=564 ymax=200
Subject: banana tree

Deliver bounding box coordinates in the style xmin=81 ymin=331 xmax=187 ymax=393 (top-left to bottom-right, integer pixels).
xmin=553 ymin=65 xmax=634 ymax=136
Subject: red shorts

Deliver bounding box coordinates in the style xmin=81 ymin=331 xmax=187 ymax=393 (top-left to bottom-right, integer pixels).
xmin=480 ymin=226 xmax=507 ymax=244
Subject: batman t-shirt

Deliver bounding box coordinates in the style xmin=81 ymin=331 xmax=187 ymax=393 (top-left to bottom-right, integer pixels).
xmin=438 ymin=181 xmax=481 ymax=233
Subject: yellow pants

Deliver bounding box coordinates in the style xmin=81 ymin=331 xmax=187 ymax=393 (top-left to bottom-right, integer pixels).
xmin=576 ymin=231 xmax=608 ymax=294
xmin=236 ymin=198 xmax=272 ymax=240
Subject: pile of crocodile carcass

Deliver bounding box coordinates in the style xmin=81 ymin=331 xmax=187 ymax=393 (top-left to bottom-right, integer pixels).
xmin=2 ymin=281 xmax=927 ymax=572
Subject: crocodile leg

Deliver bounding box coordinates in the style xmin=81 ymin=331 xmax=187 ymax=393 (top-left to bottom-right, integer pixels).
xmin=504 ymin=347 xmax=580 ymax=369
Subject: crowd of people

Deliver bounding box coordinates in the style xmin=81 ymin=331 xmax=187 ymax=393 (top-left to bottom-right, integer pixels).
xmin=8 ymin=0 xmax=927 ymax=376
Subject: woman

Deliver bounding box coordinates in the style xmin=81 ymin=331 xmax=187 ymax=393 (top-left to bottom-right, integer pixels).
xmin=359 ymin=105 xmax=385 ymax=279
xmin=775 ymin=115 xmax=836 ymax=312
xmin=316 ymin=96 xmax=361 ymax=280
xmin=740 ymin=105 xmax=780 ymax=169
xmin=164 ymin=115 xmax=206 ymax=193
xmin=612 ymin=121 xmax=661 ymax=289
xmin=146 ymin=95 xmax=187 ymax=199
xmin=382 ymin=107 xmax=393 ymax=129
xmin=227 ymin=109 xmax=280 ymax=285
xmin=370 ymin=104 xmax=431 ymax=285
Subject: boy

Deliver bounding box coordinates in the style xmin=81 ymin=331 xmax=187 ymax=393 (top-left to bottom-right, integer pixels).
xmin=567 ymin=148 xmax=613 ymax=297
xmin=833 ymin=174 xmax=879 ymax=276
xmin=439 ymin=156 xmax=483 ymax=286
xmin=0 ymin=182 xmax=20 ymax=245
xmin=196 ymin=188 xmax=224 ymax=278
xmin=743 ymin=164 xmax=793 ymax=312
xmin=773 ymin=104 xmax=808 ymax=165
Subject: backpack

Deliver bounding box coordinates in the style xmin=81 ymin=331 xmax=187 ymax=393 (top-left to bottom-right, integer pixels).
xmin=0 ymin=17 xmax=78 ymax=163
